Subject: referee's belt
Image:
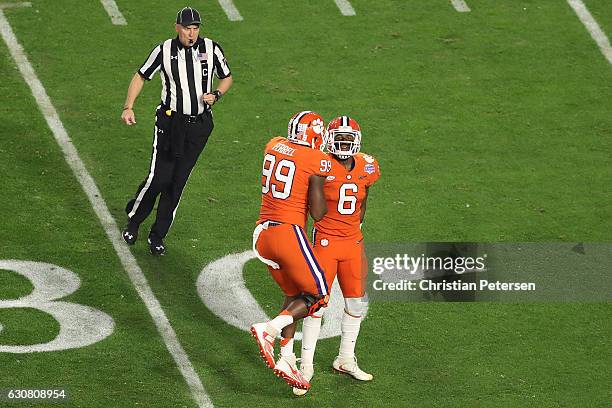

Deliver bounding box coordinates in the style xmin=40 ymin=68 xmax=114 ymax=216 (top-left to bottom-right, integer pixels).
xmin=161 ymin=107 xmax=207 ymax=123
xmin=183 ymin=114 xmax=205 ymax=123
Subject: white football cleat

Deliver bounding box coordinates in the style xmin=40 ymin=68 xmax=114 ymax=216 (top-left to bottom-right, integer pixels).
xmin=274 ymin=355 xmax=310 ymax=391
xmin=292 ymin=363 xmax=314 ymax=396
xmin=250 ymin=322 xmax=276 ymax=369
xmin=332 ymin=356 xmax=373 ymax=381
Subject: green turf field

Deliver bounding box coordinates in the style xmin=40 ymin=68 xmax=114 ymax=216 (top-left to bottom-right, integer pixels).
xmin=1 ymin=1 xmax=610 ymax=407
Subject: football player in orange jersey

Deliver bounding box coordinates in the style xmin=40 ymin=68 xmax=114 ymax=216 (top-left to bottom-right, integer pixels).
xmin=293 ymin=116 xmax=381 ymax=396
xmin=250 ymin=111 xmax=333 ymax=391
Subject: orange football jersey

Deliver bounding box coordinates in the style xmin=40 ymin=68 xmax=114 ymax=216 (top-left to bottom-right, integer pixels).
xmin=314 ymin=152 xmax=380 ymax=239
xmin=258 ymin=137 xmax=331 ymax=226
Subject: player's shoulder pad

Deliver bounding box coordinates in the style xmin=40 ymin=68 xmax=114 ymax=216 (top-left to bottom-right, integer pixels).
xmin=357 ymin=152 xmax=380 ymax=177
xmin=306 ymin=148 xmax=331 ymax=174
xmin=357 ymin=152 xmax=377 ymax=164
xmin=265 ymin=136 xmax=284 ymax=149
xmin=357 ymin=152 xmax=379 ymax=167
xmin=316 ymin=148 xmax=330 ymax=159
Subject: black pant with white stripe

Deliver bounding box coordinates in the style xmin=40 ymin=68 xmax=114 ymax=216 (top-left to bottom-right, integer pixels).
xmin=126 ymin=107 xmax=213 ymax=240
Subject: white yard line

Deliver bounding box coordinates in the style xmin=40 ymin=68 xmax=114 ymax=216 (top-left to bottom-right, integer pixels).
xmin=567 ymin=0 xmax=612 ymax=64
xmin=0 ymin=5 xmax=212 ymax=408
xmin=100 ymin=0 xmax=127 ymax=25
xmin=334 ymin=0 xmax=356 ymax=16
xmin=0 ymin=2 xmax=30 ymax=8
xmin=450 ymin=0 xmax=471 ymax=13
xmin=217 ymin=0 xmax=243 ymax=21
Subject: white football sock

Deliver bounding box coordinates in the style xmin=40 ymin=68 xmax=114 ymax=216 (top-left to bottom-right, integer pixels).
xmin=300 ymin=309 xmax=324 ymax=365
xmin=339 ymin=310 xmax=362 ymax=360
xmin=268 ymin=313 xmax=293 ymax=334
xmin=280 ymin=337 xmax=294 ymax=357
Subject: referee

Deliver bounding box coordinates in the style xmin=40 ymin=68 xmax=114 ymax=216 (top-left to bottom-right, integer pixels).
xmin=120 ymin=6 xmax=232 ymax=255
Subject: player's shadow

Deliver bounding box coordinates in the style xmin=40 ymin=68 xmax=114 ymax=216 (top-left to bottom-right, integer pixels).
xmin=421 ymin=243 xmax=478 ymax=302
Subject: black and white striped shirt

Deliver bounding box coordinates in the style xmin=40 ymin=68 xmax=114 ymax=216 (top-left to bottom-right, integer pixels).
xmin=138 ymin=37 xmax=231 ymax=116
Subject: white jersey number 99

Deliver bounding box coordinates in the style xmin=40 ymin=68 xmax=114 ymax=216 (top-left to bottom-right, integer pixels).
xmin=262 ymin=154 xmax=296 ymax=200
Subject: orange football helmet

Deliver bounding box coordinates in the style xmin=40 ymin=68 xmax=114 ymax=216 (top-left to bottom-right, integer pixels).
xmin=326 ymin=116 xmax=361 ymax=159
xmin=287 ymin=111 xmax=326 ymax=150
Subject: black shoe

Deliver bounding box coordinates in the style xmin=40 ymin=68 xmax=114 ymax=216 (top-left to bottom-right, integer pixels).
xmin=122 ymin=225 xmax=138 ymax=245
xmin=148 ymin=237 xmax=166 ymax=256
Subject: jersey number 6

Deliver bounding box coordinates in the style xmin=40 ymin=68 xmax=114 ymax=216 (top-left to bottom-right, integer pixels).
xmin=338 ymin=183 xmax=358 ymax=215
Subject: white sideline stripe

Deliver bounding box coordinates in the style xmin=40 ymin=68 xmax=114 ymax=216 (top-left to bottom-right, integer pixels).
xmin=0 ymin=9 xmax=213 ymax=408
xmin=567 ymin=0 xmax=612 ymax=65
xmin=100 ymin=0 xmax=127 ymax=25
xmin=217 ymin=0 xmax=243 ymax=21
xmin=0 ymin=2 xmax=30 ymax=8
xmin=450 ymin=0 xmax=470 ymax=13
xmin=334 ymin=0 xmax=356 ymax=16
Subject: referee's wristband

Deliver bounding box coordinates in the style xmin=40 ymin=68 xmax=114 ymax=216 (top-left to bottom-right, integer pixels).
xmin=212 ymin=90 xmax=223 ymax=102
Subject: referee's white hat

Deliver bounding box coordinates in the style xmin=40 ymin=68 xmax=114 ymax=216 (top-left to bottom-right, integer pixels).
xmin=176 ymin=7 xmax=201 ymax=26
